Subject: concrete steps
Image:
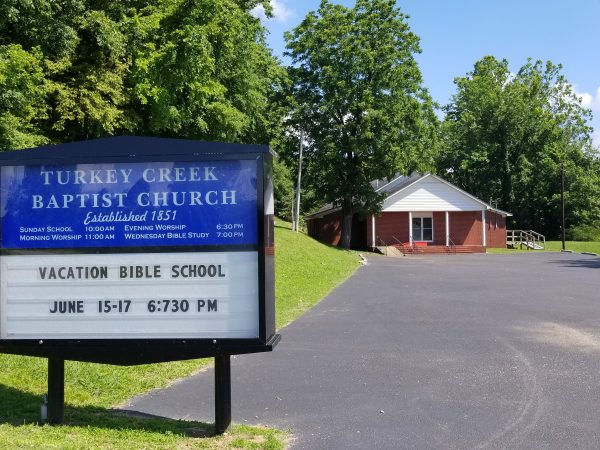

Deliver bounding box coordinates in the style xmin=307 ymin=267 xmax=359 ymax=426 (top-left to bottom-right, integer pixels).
xmin=377 ymin=245 xmax=487 ymax=256
xmin=391 ymin=245 xmax=486 ymax=255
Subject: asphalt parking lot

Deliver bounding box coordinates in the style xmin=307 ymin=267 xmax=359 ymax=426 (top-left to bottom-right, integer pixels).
xmin=124 ymin=252 xmax=600 ymax=449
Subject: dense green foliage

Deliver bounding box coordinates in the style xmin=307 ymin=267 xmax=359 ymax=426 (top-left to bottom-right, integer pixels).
xmin=272 ymin=156 xmax=294 ymax=221
xmin=439 ymin=56 xmax=600 ymax=238
xmin=284 ymin=0 xmax=438 ymax=247
xmin=0 ymin=44 xmax=47 ymax=149
xmin=569 ymin=221 xmax=600 ymax=241
xmin=272 ymin=130 xmax=321 ymax=224
xmin=0 ymin=0 xmax=285 ymax=147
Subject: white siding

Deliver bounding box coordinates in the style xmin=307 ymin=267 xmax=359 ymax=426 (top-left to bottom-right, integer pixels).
xmin=382 ymin=177 xmax=485 ymax=212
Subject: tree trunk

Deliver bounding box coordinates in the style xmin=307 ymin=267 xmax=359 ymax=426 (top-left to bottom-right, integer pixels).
xmin=340 ymin=199 xmax=353 ymax=249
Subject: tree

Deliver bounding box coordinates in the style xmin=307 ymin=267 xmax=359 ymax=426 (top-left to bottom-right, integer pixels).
xmin=270 ymin=127 xmax=321 ymax=225
xmin=132 ymin=0 xmax=286 ymax=144
xmin=440 ymin=56 xmax=600 ymax=238
xmin=0 ymin=44 xmax=48 ymax=149
xmin=1 ymin=0 xmax=132 ymax=141
xmin=0 ymin=0 xmax=284 ymax=147
xmin=272 ymin=156 xmax=294 ymax=221
xmin=285 ymin=0 xmax=438 ymax=248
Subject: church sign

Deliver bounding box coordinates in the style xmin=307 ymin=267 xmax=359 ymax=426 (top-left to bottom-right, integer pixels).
xmin=0 ymin=136 xmax=278 ymax=365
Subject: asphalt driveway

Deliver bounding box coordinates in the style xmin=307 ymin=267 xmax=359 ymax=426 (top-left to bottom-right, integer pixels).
xmin=122 ymin=252 xmax=600 ymax=449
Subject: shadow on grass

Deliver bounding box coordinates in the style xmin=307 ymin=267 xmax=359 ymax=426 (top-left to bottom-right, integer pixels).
xmin=0 ymin=383 xmax=214 ymax=437
xmin=274 ymin=219 xmax=364 ymax=255
xmin=276 ymin=223 xmax=363 ymax=252
xmin=274 ymin=222 xmax=293 ymax=231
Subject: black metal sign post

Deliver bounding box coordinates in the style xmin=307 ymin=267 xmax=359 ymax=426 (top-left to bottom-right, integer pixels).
xmin=47 ymin=358 xmax=65 ymax=424
xmin=214 ymin=354 xmax=232 ymax=434
xmin=45 ymin=354 xmax=235 ymax=431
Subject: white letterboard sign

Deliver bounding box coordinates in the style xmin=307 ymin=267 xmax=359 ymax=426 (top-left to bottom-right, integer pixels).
xmin=0 ymin=252 xmax=258 ymax=339
xmin=0 ymin=153 xmax=265 ymax=340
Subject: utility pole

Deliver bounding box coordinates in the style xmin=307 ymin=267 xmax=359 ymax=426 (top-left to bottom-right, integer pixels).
xmin=561 ymin=161 xmax=566 ymax=251
xmin=290 ymin=192 xmax=296 ymax=231
xmin=294 ymin=130 xmax=304 ymax=232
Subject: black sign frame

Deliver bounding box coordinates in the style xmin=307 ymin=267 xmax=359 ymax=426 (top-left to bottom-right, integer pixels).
xmin=0 ymin=136 xmax=279 ymax=365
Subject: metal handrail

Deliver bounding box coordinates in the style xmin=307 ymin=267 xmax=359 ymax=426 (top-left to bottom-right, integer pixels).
xmin=507 ymin=229 xmax=546 ymax=250
xmin=448 ymin=236 xmax=457 ymax=255
xmin=392 ymin=236 xmax=412 ymax=255
xmin=528 ymin=230 xmax=546 ymax=249
xmin=391 ymin=236 xmax=405 ymax=246
xmin=377 ymin=237 xmax=388 ymax=256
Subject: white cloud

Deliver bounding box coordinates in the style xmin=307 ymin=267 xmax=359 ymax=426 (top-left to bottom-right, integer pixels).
xmin=592 ymin=130 xmax=600 ymax=149
xmin=575 ymin=86 xmax=600 ymax=111
xmin=251 ymin=0 xmax=293 ymax=23
xmin=572 ymin=86 xmax=600 ymax=148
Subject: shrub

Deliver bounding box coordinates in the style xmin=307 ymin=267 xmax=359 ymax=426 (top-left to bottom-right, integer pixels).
xmin=569 ymin=221 xmax=600 ymax=241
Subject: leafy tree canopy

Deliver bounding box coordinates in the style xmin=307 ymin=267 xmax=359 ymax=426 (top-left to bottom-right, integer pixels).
xmin=284 ymin=0 xmax=438 ymax=247
xmin=0 ymin=44 xmax=47 ymax=149
xmin=440 ymin=56 xmax=600 ymax=238
xmin=0 ymin=0 xmax=284 ymax=147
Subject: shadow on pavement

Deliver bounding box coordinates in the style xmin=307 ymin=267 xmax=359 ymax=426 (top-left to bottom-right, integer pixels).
xmin=547 ymin=257 xmax=600 ymax=269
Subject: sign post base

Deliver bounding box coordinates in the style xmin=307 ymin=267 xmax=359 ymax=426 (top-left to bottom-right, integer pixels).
xmin=48 ymin=358 xmax=64 ymax=424
xmin=214 ymin=354 xmax=231 ymax=434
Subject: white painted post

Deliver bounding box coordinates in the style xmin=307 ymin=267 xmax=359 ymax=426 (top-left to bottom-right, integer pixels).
xmin=445 ymin=211 xmax=449 ymax=247
xmin=371 ymin=215 xmax=376 ymax=249
xmin=294 ymin=130 xmax=304 ymax=232
xmin=481 ymin=209 xmax=487 ymax=246
xmin=408 ymin=211 xmax=413 ymax=245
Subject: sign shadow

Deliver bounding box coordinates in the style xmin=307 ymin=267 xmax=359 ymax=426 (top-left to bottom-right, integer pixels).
xmin=0 ymin=383 xmax=215 ymax=437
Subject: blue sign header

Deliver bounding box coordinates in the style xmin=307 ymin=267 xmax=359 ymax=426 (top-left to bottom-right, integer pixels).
xmin=1 ymin=160 xmax=258 ymax=249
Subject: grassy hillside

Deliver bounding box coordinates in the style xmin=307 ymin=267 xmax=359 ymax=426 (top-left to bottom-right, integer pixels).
xmin=0 ymin=221 xmax=360 ymax=449
xmin=275 ymin=220 xmax=360 ymax=327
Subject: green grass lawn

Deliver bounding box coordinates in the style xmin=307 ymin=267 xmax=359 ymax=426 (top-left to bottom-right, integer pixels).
xmin=544 ymin=241 xmax=600 ymax=253
xmin=0 ymin=220 xmax=360 ymax=449
xmin=488 ymin=240 xmax=600 ymax=254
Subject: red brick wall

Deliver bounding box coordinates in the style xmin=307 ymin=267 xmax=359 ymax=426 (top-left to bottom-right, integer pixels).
xmin=369 ymin=211 xmax=485 ymax=246
xmin=308 ymin=211 xmax=343 ymax=246
xmin=311 ymin=209 xmax=508 ymax=249
xmin=449 ymin=211 xmax=482 ymax=246
xmin=485 ymin=211 xmax=507 ymax=248
xmin=432 ymin=212 xmax=446 ymax=245
xmin=368 ymin=212 xmax=410 ymax=245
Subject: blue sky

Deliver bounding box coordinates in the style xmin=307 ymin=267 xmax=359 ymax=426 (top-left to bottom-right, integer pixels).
xmin=254 ymin=0 xmax=600 ymax=146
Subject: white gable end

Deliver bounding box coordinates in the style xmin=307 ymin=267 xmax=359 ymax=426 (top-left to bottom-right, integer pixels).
xmin=382 ymin=176 xmax=485 ymax=212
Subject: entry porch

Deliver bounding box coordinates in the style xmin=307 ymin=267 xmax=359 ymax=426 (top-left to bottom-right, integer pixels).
xmin=368 ymin=210 xmax=507 ymax=252
xmin=376 ymin=242 xmax=487 ymax=256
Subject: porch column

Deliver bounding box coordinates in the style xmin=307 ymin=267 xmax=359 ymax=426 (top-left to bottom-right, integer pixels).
xmin=481 ymin=209 xmax=487 ymax=246
xmin=445 ymin=211 xmax=450 ymax=246
xmin=408 ymin=211 xmax=413 ymax=245
xmin=371 ymin=214 xmax=376 ymax=248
